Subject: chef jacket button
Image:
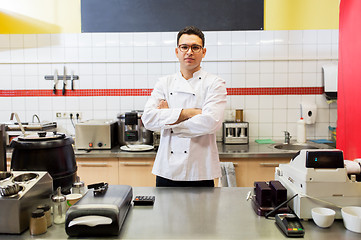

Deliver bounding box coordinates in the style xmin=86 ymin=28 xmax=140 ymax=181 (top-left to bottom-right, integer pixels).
xmin=193 ymin=94 xmax=195 ymax=96
xmin=171 ymin=130 xmax=173 ymax=133
xmin=199 ymin=77 xmax=201 ymax=79
xmin=170 ymin=92 xmax=173 ymax=95
xmin=184 ymin=151 xmax=187 ymax=153
xmin=171 ymin=151 xmax=173 ymax=154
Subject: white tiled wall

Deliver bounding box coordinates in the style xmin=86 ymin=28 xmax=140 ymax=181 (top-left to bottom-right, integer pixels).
xmin=0 ymin=30 xmax=338 ymax=141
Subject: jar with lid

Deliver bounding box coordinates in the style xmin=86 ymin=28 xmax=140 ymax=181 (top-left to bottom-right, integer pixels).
xmin=71 ymin=177 xmax=86 ymax=195
xmin=37 ymin=204 xmax=52 ymax=227
xmin=51 ymin=187 xmax=66 ymax=224
xmin=29 ymin=209 xmax=47 ymax=235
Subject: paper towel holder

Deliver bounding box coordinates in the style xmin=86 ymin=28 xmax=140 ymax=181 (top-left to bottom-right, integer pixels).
xmin=301 ymin=102 xmax=317 ymax=125
xmin=322 ymin=64 xmax=338 ymax=100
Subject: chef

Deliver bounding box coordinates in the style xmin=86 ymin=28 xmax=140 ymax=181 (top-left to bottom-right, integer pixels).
xmin=141 ymin=26 xmax=227 ymax=187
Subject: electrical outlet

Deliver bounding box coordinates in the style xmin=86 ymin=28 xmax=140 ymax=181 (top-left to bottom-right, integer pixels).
xmin=74 ymin=112 xmax=82 ymax=120
xmin=55 ymin=112 xmax=82 ymax=120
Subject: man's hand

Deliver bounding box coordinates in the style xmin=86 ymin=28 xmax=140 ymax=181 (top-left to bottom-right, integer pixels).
xmin=158 ymin=99 xmax=169 ymax=109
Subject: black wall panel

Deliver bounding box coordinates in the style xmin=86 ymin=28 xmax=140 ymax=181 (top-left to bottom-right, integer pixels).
xmin=81 ymin=0 xmax=264 ymax=32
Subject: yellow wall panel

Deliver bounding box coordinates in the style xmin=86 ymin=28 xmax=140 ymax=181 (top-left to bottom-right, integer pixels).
xmin=265 ymin=0 xmax=339 ymax=30
xmin=0 ymin=0 xmax=80 ymax=34
xmin=0 ymin=0 xmax=339 ymax=34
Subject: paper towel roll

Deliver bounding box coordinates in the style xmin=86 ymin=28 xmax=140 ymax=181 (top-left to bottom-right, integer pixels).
xmin=302 ymin=102 xmax=317 ymax=124
xmin=344 ymin=160 xmax=361 ymax=174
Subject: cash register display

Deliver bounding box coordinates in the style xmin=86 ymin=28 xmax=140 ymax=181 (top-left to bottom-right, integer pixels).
xmin=306 ymin=151 xmax=344 ymax=168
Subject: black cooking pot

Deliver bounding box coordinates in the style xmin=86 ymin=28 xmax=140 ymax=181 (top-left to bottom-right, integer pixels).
xmin=10 ymin=132 xmax=77 ymax=193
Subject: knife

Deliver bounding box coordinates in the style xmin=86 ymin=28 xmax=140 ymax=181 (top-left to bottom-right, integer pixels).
xmin=71 ymin=71 xmax=74 ymax=90
xmin=62 ymin=66 xmax=66 ymax=95
xmin=53 ymin=69 xmax=58 ymax=95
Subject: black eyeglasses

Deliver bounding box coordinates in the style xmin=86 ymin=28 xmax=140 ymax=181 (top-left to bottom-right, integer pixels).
xmin=178 ymin=44 xmax=203 ymax=53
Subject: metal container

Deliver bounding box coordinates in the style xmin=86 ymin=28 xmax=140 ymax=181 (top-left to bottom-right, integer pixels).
xmin=75 ymin=119 xmax=118 ymax=150
xmin=5 ymin=121 xmax=57 ymax=146
xmin=117 ymin=111 xmax=152 ymax=146
xmin=0 ymin=171 xmax=53 ymax=234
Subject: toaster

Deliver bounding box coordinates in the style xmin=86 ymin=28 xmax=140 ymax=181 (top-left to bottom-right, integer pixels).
xmin=223 ymin=122 xmax=249 ymax=144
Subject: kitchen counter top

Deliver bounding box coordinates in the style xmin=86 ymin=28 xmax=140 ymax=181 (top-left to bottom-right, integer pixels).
xmin=6 ymin=141 xmax=335 ymax=160
xmin=73 ymin=141 xmax=335 ymax=159
xmin=0 ymin=187 xmax=358 ymax=240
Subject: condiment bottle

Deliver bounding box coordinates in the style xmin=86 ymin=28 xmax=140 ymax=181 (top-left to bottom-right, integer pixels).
xmin=37 ymin=204 xmax=52 ymax=227
xmin=235 ymin=109 xmax=243 ymax=122
xmin=72 ymin=177 xmax=86 ymax=195
xmin=29 ymin=209 xmax=47 ymax=235
xmin=297 ymin=117 xmax=306 ymax=143
xmin=51 ymin=187 xmax=66 ymax=224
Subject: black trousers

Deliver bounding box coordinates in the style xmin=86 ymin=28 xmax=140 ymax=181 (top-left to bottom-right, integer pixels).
xmin=156 ymin=176 xmax=214 ymax=187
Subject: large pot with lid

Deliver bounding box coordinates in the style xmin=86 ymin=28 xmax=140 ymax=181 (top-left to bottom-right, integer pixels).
xmin=117 ymin=111 xmax=153 ymax=146
xmin=10 ymin=131 xmax=77 ymax=193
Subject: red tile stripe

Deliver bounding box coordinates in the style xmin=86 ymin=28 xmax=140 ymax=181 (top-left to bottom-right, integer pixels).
xmin=0 ymin=89 xmax=153 ymax=97
xmin=226 ymin=87 xmax=324 ymax=95
xmin=0 ymin=87 xmax=323 ymax=97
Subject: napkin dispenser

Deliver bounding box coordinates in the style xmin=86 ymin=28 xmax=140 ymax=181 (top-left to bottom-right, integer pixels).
xmin=65 ymin=185 xmax=132 ymax=237
xmin=322 ymin=64 xmax=338 ymax=100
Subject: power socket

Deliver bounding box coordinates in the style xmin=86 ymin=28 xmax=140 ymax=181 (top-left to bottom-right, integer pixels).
xmin=55 ymin=112 xmax=82 ymax=120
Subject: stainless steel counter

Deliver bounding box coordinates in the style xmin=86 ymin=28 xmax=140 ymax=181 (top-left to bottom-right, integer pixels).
xmin=6 ymin=141 xmax=334 ymax=159
xmin=0 ymin=187 xmax=358 ymax=240
xmin=74 ymin=141 xmax=334 ymax=159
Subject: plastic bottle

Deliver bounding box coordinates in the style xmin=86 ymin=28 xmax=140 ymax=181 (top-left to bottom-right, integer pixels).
xmin=297 ymin=118 xmax=306 ymax=143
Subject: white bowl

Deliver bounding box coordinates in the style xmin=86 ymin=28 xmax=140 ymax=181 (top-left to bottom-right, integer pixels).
xmin=311 ymin=207 xmax=336 ymax=228
xmin=341 ymin=206 xmax=361 ymax=233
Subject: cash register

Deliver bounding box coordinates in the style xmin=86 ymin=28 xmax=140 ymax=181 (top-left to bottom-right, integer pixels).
xmin=275 ymin=149 xmax=361 ymax=220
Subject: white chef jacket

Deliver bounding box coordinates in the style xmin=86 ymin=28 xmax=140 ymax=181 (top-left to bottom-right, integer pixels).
xmin=141 ymin=69 xmax=227 ymax=181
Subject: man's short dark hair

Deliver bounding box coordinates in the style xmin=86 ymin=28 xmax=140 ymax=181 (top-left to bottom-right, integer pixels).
xmin=177 ymin=26 xmax=205 ymax=47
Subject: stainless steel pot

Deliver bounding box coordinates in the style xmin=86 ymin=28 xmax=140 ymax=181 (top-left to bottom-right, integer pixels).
xmin=117 ymin=111 xmax=153 ymax=146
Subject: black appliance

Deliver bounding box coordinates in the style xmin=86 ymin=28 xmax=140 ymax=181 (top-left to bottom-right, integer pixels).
xmin=0 ymin=124 xmax=6 ymax=171
xmin=10 ymin=132 xmax=77 ymax=193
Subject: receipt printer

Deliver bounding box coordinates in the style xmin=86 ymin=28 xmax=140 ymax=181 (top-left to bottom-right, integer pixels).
xmin=65 ymin=185 xmax=133 ymax=237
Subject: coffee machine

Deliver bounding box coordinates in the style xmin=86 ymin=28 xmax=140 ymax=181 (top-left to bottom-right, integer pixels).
xmin=117 ymin=111 xmax=153 ymax=146
xmin=223 ymin=122 xmax=249 ymax=144
xmin=124 ymin=112 xmax=139 ymax=142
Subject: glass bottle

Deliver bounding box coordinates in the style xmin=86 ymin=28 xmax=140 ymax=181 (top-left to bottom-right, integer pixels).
xmin=51 ymin=187 xmax=66 ymax=224
xmin=71 ymin=176 xmax=86 ymax=195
